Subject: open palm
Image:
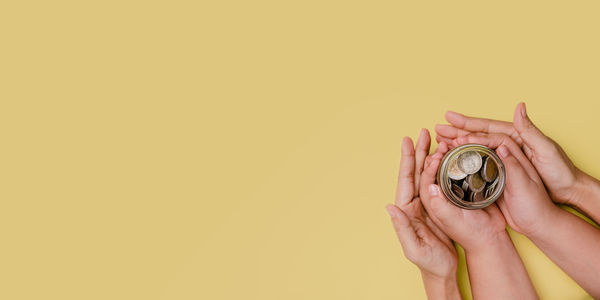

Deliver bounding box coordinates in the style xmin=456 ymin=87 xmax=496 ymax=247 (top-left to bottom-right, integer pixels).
xmin=387 ymin=129 xmax=457 ymax=278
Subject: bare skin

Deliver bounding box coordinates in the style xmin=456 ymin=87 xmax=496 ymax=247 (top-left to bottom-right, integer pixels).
xmin=435 ymin=102 xmax=600 ymax=224
xmin=435 ymin=103 xmax=600 ymax=297
xmin=418 ymin=138 xmax=538 ymax=300
xmin=387 ymin=129 xmax=461 ymax=300
xmin=387 ymin=129 xmax=537 ymax=299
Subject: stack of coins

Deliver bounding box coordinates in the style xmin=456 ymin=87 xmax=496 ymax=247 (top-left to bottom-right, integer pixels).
xmin=446 ymin=150 xmax=499 ymax=203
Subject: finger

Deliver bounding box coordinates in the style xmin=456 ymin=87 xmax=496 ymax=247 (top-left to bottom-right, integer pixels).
xmin=435 ymin=124 xmax=471 ymax=138
xmin=396 ymin=137 xmax=416 ymax=206
xmin=445 ymin=111 xmax=515 ymax=136
xmin=522 ymin=143 xmax=533 ymax=158
xmin=414 ymin=129 xmax=431 ymax=190
xmin=495 ymin=196 xmax=515 ymax=228
xmin=418 ymin=153 xmax=462 ymax=226
xmin=423 ymin=142 xmax=447 ymax=184
xmin=424 ymin=155 xmax=432 ymax=170
xmin=423 ymin=184 xmax=462 ymax=228
xmin=386 ymin=204 xmax=418 ymax=253
xmin=513 ymin=102 xmax=555 ymax=155
xmin=496 ymin=145 xmax=535 ymax=193
xmin=435 ymin=135 xmax=454 ymax=146
xmin=454 ymin=133 xmax=539 ymax=181
xmin=435 ymin=141 xmax=449 ymax=155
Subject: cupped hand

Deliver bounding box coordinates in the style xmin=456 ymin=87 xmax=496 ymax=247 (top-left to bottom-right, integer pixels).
xmin=418 ymin=144 xmax=507 ymax=252
xmin=435 ymin=102 xmax=581 ymax=206
xmin=387 ymin=129 xmax=457 ymax=279
xmin=449 ymin=133 xmax=561 ymax=236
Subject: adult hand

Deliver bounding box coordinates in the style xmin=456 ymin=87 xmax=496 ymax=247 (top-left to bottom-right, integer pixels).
xmin=387 ymin=129 xmax=458 ymax=279
xmin=449 ymin=133 xmax=561 ymax=236
xmin=435 ymin=102 xmax=582 ymax=206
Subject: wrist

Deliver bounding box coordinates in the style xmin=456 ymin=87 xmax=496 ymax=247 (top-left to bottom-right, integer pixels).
xmin=525 ymin=204 xmax=566 ymax=241
xmin=511 ymin=199 xmax=563 ymax=238
xmin=420 ymin=271 xmax=461 ymax=300
xmin=570 ymin=169 xmax=600 ymax=209
xmin=462 ymin=229 xmax=511 ymax=255
xmin=462 ymin=229 xmax=538 ymax=300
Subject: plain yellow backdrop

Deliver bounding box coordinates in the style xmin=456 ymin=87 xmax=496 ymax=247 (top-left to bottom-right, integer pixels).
xmin=1 ymin=0 xmax=599 ymax=299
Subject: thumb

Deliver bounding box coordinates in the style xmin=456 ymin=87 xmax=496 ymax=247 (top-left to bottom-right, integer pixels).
xmin=496 ymin=144 xmax=532 ymax=191
xmin=513 ymin=102 xmax=553 ymax=152
xmin=422 ymin=184 xmax=460 ymax=227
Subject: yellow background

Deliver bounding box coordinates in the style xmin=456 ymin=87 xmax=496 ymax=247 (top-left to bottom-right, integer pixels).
xmin=1 ymin=1 xmax=598 ymax=299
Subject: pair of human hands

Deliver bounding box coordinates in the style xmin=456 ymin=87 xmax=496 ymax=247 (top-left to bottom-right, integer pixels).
xmin=436 ymin=102 xmax=583 ymax=235
xmin=388 ymin=102 xmax=578 ymax=279
xmin=386 ymin=129 xmax=506 ymax=282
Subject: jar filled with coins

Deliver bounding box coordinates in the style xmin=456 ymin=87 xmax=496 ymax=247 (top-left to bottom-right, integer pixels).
xmin=436 ymin=144 xmax=505 ymax=209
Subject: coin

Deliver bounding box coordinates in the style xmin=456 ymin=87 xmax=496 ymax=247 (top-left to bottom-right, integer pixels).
xmin=485 ymin=176 xmax=499 ymax=197
xmin=466 ymin=172 xmax=485 ymax=193
xmin=485 ymin=184 xmax=495 ymax=198
xmin=489 ymin=176 xmax=499 ymax=190
xmin=457 ymin=151 xmax=482 ymax=175
xmin=482 ymin=157 xmax=498 ymax=182
xmin=448 ymin=158 xmax=468 ymax=180
xmin=461 ymin=180 xmax=469 ymax=192
xmin=470 ymin=191 xmax=484 ymax=202
xmin=451 ymin=184 xmax=464 ymax=199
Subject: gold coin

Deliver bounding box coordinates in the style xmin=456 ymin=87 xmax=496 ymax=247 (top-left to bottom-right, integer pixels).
xmin=482 ymin=157 xmax=498 ymax=182
xmin=457 ymin=151 xmax=482 ymax=175
xmin=448 ymin=158 xmax=467 ymax=180
xmin=466 ymin=172 xmax=485 ymax=193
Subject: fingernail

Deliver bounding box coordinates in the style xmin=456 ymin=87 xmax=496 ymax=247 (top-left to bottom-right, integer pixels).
xmin=385 ymin=205 xmax=399 ymax=217
xmin=497 ymin=145 xmax=509 ymax=158
xmin=521 ymin=103 xmax=527 ymax=118
xmin=429 ymin=184 xmax=439 ymax=196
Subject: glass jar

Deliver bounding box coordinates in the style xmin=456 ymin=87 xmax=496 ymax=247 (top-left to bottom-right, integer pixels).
xmin=436 ymin=144 xmax=505 ymax=209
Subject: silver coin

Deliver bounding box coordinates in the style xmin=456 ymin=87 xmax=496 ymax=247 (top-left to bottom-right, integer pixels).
xmin=448 ymin=158 xmax=468 ymax=180
xmin=457 ymin=151 xmax=483 ymax=175
xmin=466 ymin=172 xmax=486 ymax=193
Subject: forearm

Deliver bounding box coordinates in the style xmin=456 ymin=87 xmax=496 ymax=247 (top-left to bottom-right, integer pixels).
xmin=420 ymin=272 xmax=461 ymax=300
xmin=570 ymin=170 xmax=600 ymax=224
xmin=464 ymin=231 xmax=538 ymax=300
xmin=528 ymin=205 xmax=600 ymax=298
